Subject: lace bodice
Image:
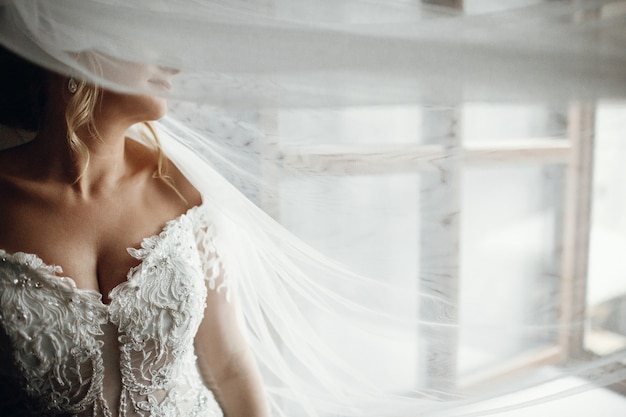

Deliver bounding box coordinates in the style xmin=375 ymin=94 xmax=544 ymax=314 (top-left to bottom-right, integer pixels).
xmin=0 ymin=204 xmax=227 ymax=417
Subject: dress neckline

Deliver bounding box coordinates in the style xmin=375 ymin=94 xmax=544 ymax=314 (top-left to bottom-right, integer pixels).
xmin=0 ymin=203 xmax=202 ymax=309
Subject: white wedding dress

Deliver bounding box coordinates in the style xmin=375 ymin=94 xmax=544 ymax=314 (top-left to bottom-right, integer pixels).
xmin=0 ymin=203 xmax=226 ymax=417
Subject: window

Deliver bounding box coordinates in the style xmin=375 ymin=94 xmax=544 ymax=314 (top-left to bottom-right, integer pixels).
xmin=266 ymin=102 xmax=626 ymax=409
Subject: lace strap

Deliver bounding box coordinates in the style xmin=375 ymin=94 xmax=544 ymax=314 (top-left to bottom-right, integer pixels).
xmin=193 ymin=205 xmax=231 ymax=301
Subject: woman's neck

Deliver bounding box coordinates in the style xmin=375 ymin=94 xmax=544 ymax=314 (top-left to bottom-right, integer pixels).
xmin=25 ymin=102 xmax=135 ymax=199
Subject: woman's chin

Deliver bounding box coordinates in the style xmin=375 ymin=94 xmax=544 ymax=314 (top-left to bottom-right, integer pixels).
xmin=101 ymin=91 xmax=169 ymax=123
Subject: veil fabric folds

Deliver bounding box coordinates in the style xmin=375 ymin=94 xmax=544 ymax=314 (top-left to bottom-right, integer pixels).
xmin=2 ymin=0 xmax=626 ymax=105
xmin=1 ymin=0 xmax=626 ymax=416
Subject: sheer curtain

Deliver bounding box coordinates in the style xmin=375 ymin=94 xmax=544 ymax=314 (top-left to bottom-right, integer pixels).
xmin=270 ymin=100 xmax=626 ymax=414
xmin=1 ymin=0 xmax=625 ymax=415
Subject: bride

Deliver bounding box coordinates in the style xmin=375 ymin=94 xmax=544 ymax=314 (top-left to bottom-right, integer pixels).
xmin=0 ymin=45 xmax=269 ymax=417
xmin=2 ymin=1 xmax=625 ymax=417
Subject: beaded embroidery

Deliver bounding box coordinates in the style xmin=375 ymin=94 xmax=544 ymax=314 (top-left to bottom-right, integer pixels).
xmin=0 ymin=204 xmax=226 ymax=417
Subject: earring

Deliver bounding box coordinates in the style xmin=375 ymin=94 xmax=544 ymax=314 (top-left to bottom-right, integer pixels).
xmin=67 ymin=77 xmax=78 ymax=94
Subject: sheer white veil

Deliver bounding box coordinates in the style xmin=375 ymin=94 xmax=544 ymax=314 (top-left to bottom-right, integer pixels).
xmin=1 ymin=1 xmax=626 ymax=416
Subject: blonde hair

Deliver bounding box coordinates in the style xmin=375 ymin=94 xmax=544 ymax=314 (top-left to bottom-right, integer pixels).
xmin=64 ymin=81 xmax=183 ymax=201
xmin=64 ymin=78 xmax=99 ymax=178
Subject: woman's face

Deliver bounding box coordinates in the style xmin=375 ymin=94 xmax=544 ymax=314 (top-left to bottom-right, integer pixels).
xmin=78 ymin=51 xmax=179 ymax=123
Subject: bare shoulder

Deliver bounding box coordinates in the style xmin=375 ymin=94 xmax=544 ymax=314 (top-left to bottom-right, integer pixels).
xmin=125 ymin=137 xmax=202 ymax=210
xmin=0 ymin=144 xmax=37 ymax=207
xmin=165 ymin=158 xmax=203 ymax=208
xmin=0 ymin=145 xmax=49 ymax=253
